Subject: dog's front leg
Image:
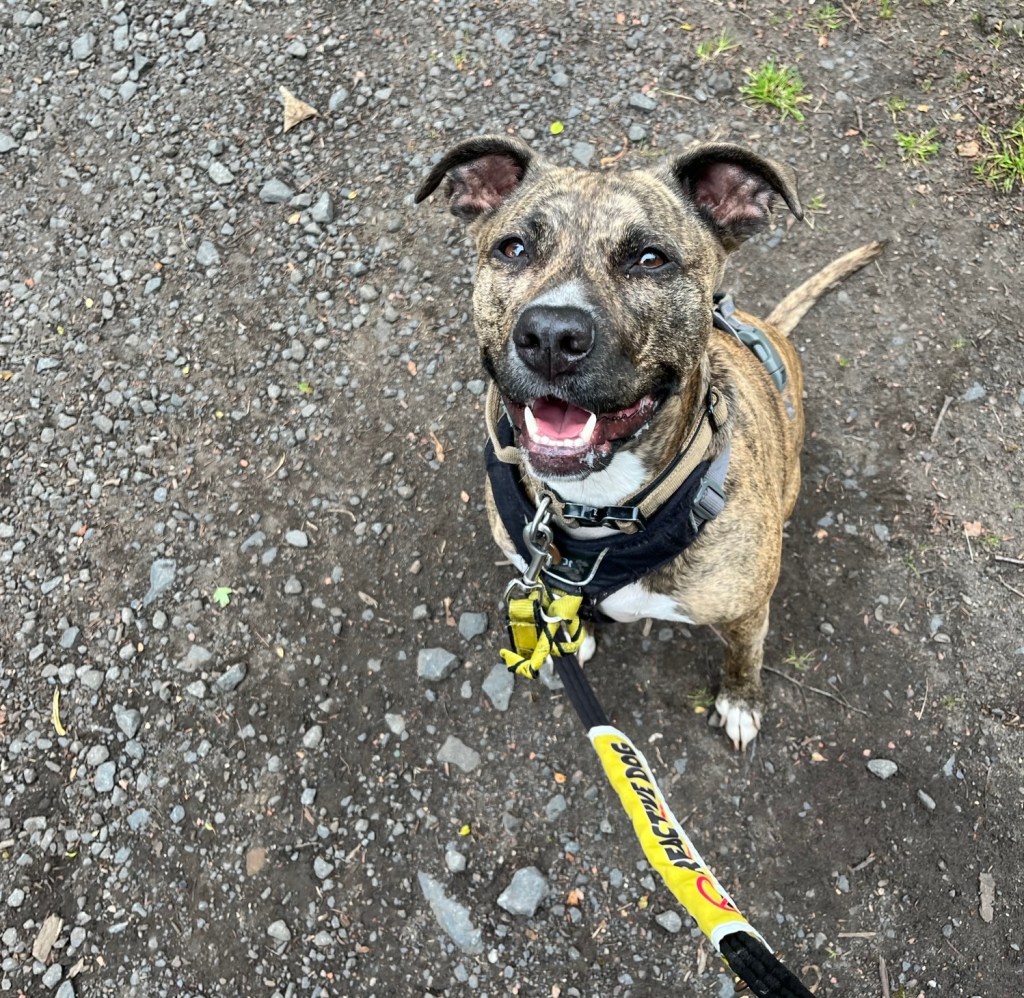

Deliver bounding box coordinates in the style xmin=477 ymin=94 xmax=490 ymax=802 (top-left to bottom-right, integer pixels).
xmin=712 ymin=604 xmax=769 ymax=751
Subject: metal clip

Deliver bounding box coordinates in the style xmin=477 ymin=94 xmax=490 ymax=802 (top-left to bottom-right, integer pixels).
xmin=504 ymin=496 xmax=555 ymax=600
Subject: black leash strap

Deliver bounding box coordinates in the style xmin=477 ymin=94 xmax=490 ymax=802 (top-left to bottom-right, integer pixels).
xmin=551 ymin=650 xmax=817 ymax=998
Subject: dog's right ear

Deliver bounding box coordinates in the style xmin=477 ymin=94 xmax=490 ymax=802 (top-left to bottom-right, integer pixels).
xmin=414 ymin=135 xmax=537 ymax=221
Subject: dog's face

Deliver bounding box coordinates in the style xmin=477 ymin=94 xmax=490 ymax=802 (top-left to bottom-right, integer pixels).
xmin=416 ymin=137 xmax=800 ymax=480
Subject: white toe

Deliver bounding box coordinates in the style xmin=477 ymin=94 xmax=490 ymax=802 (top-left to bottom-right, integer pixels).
xmin=713 ymin=693 xmax=762 ymax=751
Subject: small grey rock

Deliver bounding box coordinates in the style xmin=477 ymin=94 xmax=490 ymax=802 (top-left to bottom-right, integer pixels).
xmin=260 ymin=179 xmax=295 ymax=204
xmin=384 ymin=713 xmax=406 ymax=735
xmin=960 ymin=382 xmax=985 ymax=403
xmin=313 ymin=857 xmax=334 ymax=880
xmin=56 ymin=981 xmax=76 ymax=998
xmin=0 ymin=133 xmax=17 ymax=154
xmin=283 ymin=576 xmax=303 ymax=595
xmin=867 ymin=758 xmax=898 ymax=780
xmin=627 ymin=123 xmax=648 ymax=142
xmin=481 ymin=663 xmax=514 ymax=712
xmin=142 ymin=558 xmax=175 ymax=606
xmin=114 ymin=706 xmax=142 ymax=738
xmin=544 ymin=793 xmax=567 ymax=821
xmin=418 ymin=871 xmax=483 ymax=954
xmin=185 ymin=31 xmax=207 ymax=52
xmin=310 ymin=192 xmax=334 ymax=223
xmin=436 ymin=735 xmax=481 ymax=773
xmin=655 ymin=910 xmax=683 ymax=933
xmin=918 ymin=789 xmax=936 ymax=811
xmin=286 ymin=39 xmax=307 ymax=58
xmin=71 ymin=32 xmax=96 ymax=61
xmin=417 ymin=647 xmax=458 ymax=681
xmin=214 ymin=662 xmax=247 ymax=693
xmin=285 ymin=529 xmax=309 ymax=548
xmin=185 ymin=680 xmax=207 ymax=699
xmin=195 ymin=240 xmax=220 ymax=266
xmin=302 ymin=725 xmax=324 ymax=750
xmin=208 ymin=161 xmax=234 ymax=185
xmin=94 ymin=761 xmax=116 ymax=793
xmin=445 ymin=847 xmax=467 ymax=873
xmin=42 ymin=964 xmax=63 ymax=988
xmin=571 ymin=141 xmax=596 ymax=167
xmin=127 ymin=808 xmax=150 ymax=831
xmin=458 ymin=611 xmax=488 ymax=640
xmin=497 ymin=866 xmax=549 ymax=916
xmin=628 ymin=92 xmax=657 ymax=111
xmin=267 ymin=919 xmax=291 ymax=943
xmin=550 ymin=70 xmax=569 ymax=87
xmin=494 ymin=27 xmax=516 ymax=49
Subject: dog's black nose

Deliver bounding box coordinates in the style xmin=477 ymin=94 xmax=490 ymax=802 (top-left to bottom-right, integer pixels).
xmin=512 ymin=305 xmax=595 ymax=379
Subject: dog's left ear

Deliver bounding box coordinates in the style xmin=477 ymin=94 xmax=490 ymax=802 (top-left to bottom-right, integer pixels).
xmin=664 ymin=143 xmax=802 ymax=251
xmin=415 ymin=135 xmax=540 ymax=221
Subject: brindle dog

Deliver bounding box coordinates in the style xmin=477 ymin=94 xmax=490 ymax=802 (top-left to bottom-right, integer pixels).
xmin=416 ymin=135 xmax=880 ymax=750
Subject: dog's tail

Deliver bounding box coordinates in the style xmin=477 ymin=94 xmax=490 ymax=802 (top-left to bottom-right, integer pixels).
xmin=768 ymin=240 xmax=886 ymax=337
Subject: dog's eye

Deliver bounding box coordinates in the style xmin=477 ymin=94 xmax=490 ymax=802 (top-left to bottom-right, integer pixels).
xmin=496 ymin=237 xmax=528 ymax=261
xmin=637 ymin=249 xmax=667 ymax=270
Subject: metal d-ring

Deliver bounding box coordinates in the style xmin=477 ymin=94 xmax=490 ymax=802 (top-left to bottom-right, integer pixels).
xmin=542 ymin=547 xmax=609 ymax=590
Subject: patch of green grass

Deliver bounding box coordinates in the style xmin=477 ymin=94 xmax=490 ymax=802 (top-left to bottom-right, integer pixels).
xmin=740 ymin=59 xmax=811 ymax=122
xmin=836 ymin=354 xmax=852 ymax=368
xmin=807 ymin=193 xmax=827 ymax=212
xmin=783 ymin=649 xmax=815 ymax=672
xmin=808 ymin=4 xmax=845 ymax=32
xmin=696 ymin=31 xmax=740 ymax=60
xmin=884 ymin=95 xmax=908 ymax=121
xmin=688 ymin=687 xmax=716 ymax=711
xmin=879 ymin=0 xmax=896 ymax=19
xmin=975 ymin=117 xmax=1024 ymax=193
xmin=895 ymin=128 xmax=941 ymax=162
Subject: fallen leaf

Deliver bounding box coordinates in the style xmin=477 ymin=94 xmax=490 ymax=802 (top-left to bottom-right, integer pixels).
xmin=246 ymin=846 xmax=268 ymax=875
xmin=430 ymin=431 xmax=446 ymax=463
xmin=287 ymin=211 xmax=302 ymax=224
xmin=566 ymin=887 xmax=584 ymax=906
xmin=52 ymin=689 xmax=66 ymax=736
xmin=0 ymin=371 xmax=12 ymax=381
xmin=357 ymin=591 xmax=379 ymax=608
xmin=443 ymin=596 xmax=456 ymax=627
xmin=554 ymin=771 xmax=566 ymax=784
xmin=32 ymin=914 xmax=64 ymax=962
xmin=957 ymin=140 xmax=980 ymax=158
xmin=916 ymin=104 xmax=931 ymax=112
xmin=962 ymin=520 xmax=984 ymax=538
xmin=459 ymin=823 xmax=472 ymax=836
xmin=407 ymin=360 xmax=417 ymax=376
xmin=979 ymin=871 xmax=995 ymax=923
xmin=212 ymin=586 xmax=233 ymax=608
xmin=818 ymin=33 xmax=829 ymax=48
xmin=280 ymin=85 xmax=318 ymax=132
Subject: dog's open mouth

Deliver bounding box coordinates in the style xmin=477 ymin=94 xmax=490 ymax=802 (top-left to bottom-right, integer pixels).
xmin=504 ymin=394 xmax=660 ymax=477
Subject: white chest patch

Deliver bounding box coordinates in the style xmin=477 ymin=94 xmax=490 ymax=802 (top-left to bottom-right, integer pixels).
xmin=597 ymin=583 xmax=695 ymax=625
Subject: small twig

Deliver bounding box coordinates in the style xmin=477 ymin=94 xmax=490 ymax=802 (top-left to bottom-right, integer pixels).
xmin=916 ymin=677 xmax=930 ymax=721
xmin=997 ymin=576 xmax=1024 ymax=601
xmin=930 ymin=395 xmax=954 ymax=443
xmin=994 ymin=555 xmax=1024 ymax=567
xmin=879 ymin=955 xmax=891 ymax=998
xmin=764 ymin=665 xmax=868 ymax=715
xmin=264 ymin=454 xmax=287 ymax=480
xmin=838 ymin=931 xmax=877 ymax=938
xmin=850 ymin=852 xmax=876 ymax=873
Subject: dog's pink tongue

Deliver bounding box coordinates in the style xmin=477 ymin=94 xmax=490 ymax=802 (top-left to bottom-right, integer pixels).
xmin=531 ymin=397 xmax=592 ymax=440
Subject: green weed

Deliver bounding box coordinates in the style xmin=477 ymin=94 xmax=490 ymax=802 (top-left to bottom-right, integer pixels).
xmin=808 ymin=4 xmax=845 ymax=32
xmin=879 ymin=0 xmax=896 ymax=19
xmin=696 ymin=31 xmax=740 ymax=60
xmin=740 ymin=60 xmax=811 ymax=122
xmin=895 ymin=128 xmax=940 ymax=162
xmin=975 ymin=117 xmax=1024 ymax=192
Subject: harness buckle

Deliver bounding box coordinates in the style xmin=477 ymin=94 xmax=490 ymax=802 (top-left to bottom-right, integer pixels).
xmin=562 ymin=502 xmax=646 ymax=531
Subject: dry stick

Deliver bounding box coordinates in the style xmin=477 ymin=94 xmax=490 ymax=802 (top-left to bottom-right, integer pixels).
xmin=879 ymin=955 xmax=891 ymax=998
xmin=763 ymin=665 xmax=868 ymax=715
xmin=995 ymin=555 xmax=1024 ymax=567
xmin=997 ymin=576 xmax=1024 ymax=601
xmin=930 ymin=395 xmax=954 ymax=442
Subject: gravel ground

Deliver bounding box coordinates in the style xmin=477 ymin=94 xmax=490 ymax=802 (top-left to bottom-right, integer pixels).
xmin=1 ymin=2 xmax=1022 ymax=996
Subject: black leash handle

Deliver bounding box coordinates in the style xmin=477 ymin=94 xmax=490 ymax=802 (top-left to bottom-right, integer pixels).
xmin=719 ymin=931 xmax=816 ymax=998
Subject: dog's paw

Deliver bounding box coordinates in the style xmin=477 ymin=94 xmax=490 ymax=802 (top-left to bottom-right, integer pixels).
xmin=577 ymin=630 xmax=597 ymax=666
xmin=711 ymin=693 xmax=762 ymax=751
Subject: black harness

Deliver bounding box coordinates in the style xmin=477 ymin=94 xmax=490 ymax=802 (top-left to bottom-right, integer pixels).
xmin=486 ymin=297 xmax=786 ymax=617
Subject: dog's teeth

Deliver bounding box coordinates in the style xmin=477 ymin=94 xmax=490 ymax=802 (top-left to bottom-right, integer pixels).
xmin=581 ymin=411 xmax=597 ymax=442
xmin=524 ymin=405 xmax=539 ymax=439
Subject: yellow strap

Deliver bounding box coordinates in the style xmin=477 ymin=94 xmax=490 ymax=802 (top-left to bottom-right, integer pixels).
xmin=501 ymin=588 xmax=586 ymax=678
xmin=589 ymin=726 xmax=768 ymax=953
